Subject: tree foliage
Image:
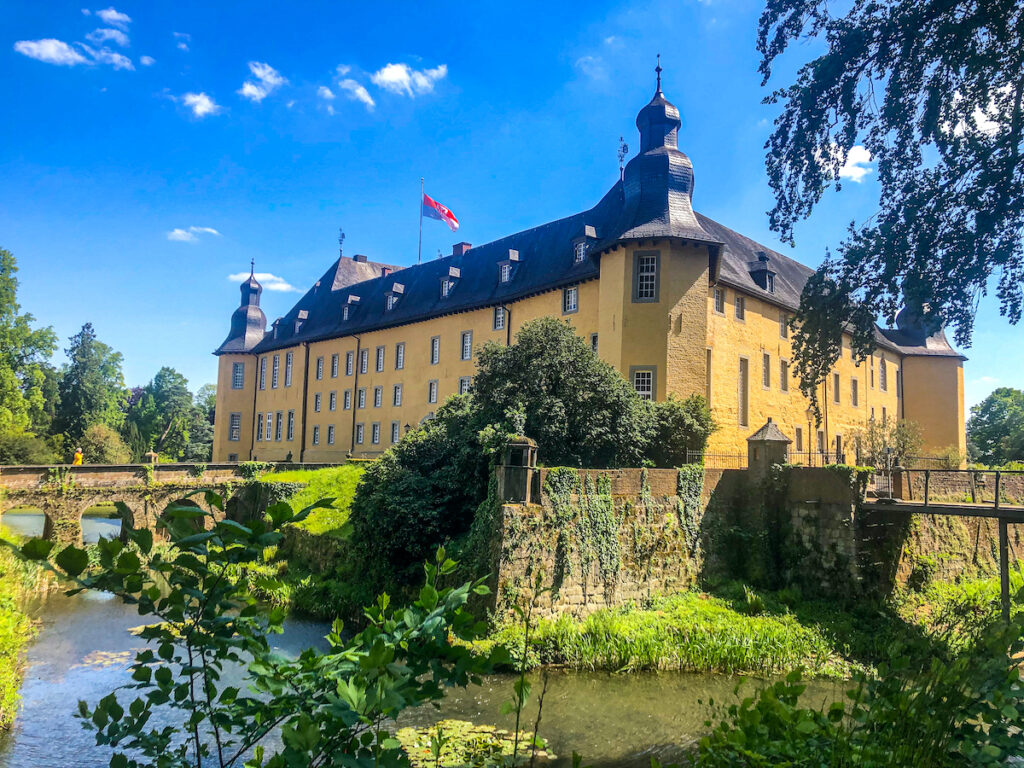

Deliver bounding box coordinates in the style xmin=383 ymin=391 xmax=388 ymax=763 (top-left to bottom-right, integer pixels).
xmin=854 ymin=415 xmax=923 ymax=468
xmin=53 ymin=323 xmax=127 ymax=443
xmin=758 ymin=0 xmax=1024 ymax=412
xmin=647 ymin=395 xmax=716 ymax=468
xmin=968 ymin=387 xmax=1024 ymax=465
xmin=124 ymin=367 xmax=197 ymax=460
xmin=79 ymin=423 xmax=132 ymax=465
xmin=0 ymin=247 xmax=57 ymax=439
xmin=473 ymin=316 xmax=652 ymax=468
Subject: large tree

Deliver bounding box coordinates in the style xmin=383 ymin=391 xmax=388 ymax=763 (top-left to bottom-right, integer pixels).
xmin=53 ymin=323 xmax=127 ymax=443
xmin=0 ymin=248 xmax=57 ymax=438
xmin=968 ymin=387 xmax=1024 ymax=465
xmin=124 ymin=367 xmax=195 ymax=460
xmin=758 ymin=0 xmax=1024 ymax=413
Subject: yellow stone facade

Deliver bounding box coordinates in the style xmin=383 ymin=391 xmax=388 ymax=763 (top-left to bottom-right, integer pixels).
xmin=213 ymin=238 xmax=965 ymax=463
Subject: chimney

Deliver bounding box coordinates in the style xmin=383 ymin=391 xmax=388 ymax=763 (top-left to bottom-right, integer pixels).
xmin=353 ymin=254 xmax=368 ymax=263
xmin=381 ymin=267 xmax=392 ymax=277
xmin=452 ymin=242 xmax=472 ymax=257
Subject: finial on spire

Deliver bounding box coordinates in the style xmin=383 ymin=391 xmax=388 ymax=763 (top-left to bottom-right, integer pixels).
xmin=655 ymin=54 xmax=662 ymax=93
xmin=338 ymin=228 xmax=346 ymax=259
xmin=618 ymin=135 xmax=629 ymax=180
xmin=249 ymin=257 xmax=255 ymax=277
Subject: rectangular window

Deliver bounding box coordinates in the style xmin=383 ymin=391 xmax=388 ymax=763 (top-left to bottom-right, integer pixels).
xmin=460 ymin=331 xmax=473 ymax=361
xmin=766 ymin=273 xmax=775 ymax=293
xmin=311 ymin=355 xmax=320 ymax=381
xmin=795 ymin=427 xmax=804 ymax=453
xmin=705 ymin=348 xmax=712 ymax=406
xmin=386 ymin=294 xmax=397 ymax=311
xmin=833 ymin=372 xmax=841 ymax=404
xmin=882 ymin=406 xmax=887 ymax=422
xmin=327 ymin=425 xmax=335 ymax=445
xmin=779 ymin=311 xmax=788 ymax=339
xmin=342 ymin=305 xmax=350 ymax=322
xmin=360 ymin=349 xmax=368 ymax=374
xmin=500 ymin=263 xmax=512 ymax=283
xmin=430 ymin=336 xmax=440 ymax=365
xmin=735 ymin=296 xmax=746 ymax=321
xmin=357 ymin=388 xmax=366 ymax=409
xmin=371 ymin=423 xmax=380 ymax=444
xmin=459 ymin=376 xmax=471 ymax=395
xmin=632 ymin=369 xmax=654 ymax=401
xmin=355 ymin=423 xmax=364 ymax=444
xmin=272 ymin=355 xmax=280 ymax=388
xmin=375 ymin=346 xmax=385 ymax=372
xmin=312 ymin=425 xmax=320 ymax=446
xmin=393 ymin=384 xmax=402 ymax=406
xmin=762 ymin=353 xmax=771 ymax=389
xmin=817 ymin=430 xmax=826 ymax=454
xmin=574 ymin=241 xmax=587 ymax=262
xmin=231 ymin=362 xmax=245 ymax=389
xmin=713 ymin=287 xmax=725 ymax=314
xmin=633 ymin=252 xmax=659 ymax=302
xmin=331 ymin=354 xmax=339 ymax=378
xmin=329 ymin=391 xmax=337 ymax=411
xmin=391 ymin=421 xmax=401 ymax=443
xmin=493 ymin=306 xmax=505 ymax=330
xmin=256 ymin=413 xmax=264 ymax=441
xmin=343 ymin=389 xmax=352 ymax=410
xmin=880 ymin=358 xmax=888 ymax=391
xmin=259 ymin=357 xmax=267 ymax=390
xmin=562 ymin=286 xmax=578 ymax=314
xmin=373 ymin=386 xmax=382 ymax=408
xmin=286 ymin=353 xmax=294 ymax=386
xmin=591 ymin=333 xmax=599 ymax=353
xmin=738 ymin=357 xmax=749 ymax=427
xmin=395 ymin=343 xmax=405 ymax=370
xmin=314 ymin=392 xmax=322 ymax=412
xmin=287 ymin=410 xmax=295 ymax=441
xmin=428 ymin=380 xmax=438 ymax=404
xmin=266 ymin=412 xmax=273 ymax=439
xmin=346 ymin=351 xmax=354 ymax=376
xmin=227 ymin=453 xmax=238 ymax=462
xmin=870 ymin=356 xmax=875 ymax=388
xmin=275 ymin=411 xmax=283 ymax=441
xmin=228 ymin=413 xmax=241 ymax=441
xmin=780 ymin=359 xmax=790 ymax=392
xmin=851 ymin=378 xmax=859 ymax=407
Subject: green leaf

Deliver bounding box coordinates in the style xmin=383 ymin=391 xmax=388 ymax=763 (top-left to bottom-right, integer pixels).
xmin=419 ymin=584 xmax=438 ymax=611
xmin=21 ymin=538 xmax=54 ymax=560
xmin=55 ymin=545 xmax=89 ymax=577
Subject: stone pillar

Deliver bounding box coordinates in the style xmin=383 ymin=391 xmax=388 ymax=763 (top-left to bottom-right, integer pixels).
xmin=747 ymin=418 xmax=793 ymax=483
xmin=496 ymin=437 xmax=539 ymax=504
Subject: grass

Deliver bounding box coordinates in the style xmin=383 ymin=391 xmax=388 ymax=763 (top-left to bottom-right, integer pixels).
xmin=261 ymin=464 xmax=364 ymax=535
xmin=479 ymin=588 xmax=859 ymax=678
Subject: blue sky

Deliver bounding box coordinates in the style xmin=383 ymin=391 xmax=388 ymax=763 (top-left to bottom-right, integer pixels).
xmin=2 ymin=0 xmax=1018 ymax=410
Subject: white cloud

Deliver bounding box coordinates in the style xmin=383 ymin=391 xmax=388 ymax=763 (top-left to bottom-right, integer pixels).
xmin=81 ymin=44 xmax=133 ymax=70
xmin=168 ymin=226 xmax=221 ymax=243
xmin=339 ymin=78 xmax=375 ymax=111
xmin=317 ymin=85 xmax=335 ymax=100
xmin=238 ymin=61 xmax=286 ymax=102
xmin=336 ymin=64 xmax=351 ymax=76
xmin=82 ymin=8 xmax=91 ymax=15
xmin=173 ymin=32 xmax=190 ymax=52
xmin=181 ymin=92 xmax=220 ymax=118
xmin=86 ymin=27 xmax=129 ymax=46
xmin=13 ymin=39 xmax=89 ymax=66
xmin=227 ymin=272 xmax=300 ymax=292
xmin=139 ymin=55 xmax=155 ymax=66
xmin=574 ymin=55 xmax=606 ymax=80
xmin=95 ymin=7 xmax=131 ymax=29
xmin=370 ymin=62 xmax=447 ymax=97
xmin=838 ymin=144 xmax=873 ymax=183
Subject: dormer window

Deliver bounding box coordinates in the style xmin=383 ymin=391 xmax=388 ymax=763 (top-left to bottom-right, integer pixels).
xmin=342 ymin=305 xmax=350 ymax=321
xmin=572 ymin=225 xmax=596 ymax=264
xmin=748 ymin=252 xmax=776 ymax=293
xmin=441 ymin=278 xmax=453 ymax=297
xmin=498 ymin=249 xmax=519 ymax=284
xmin=342 ymin=295 xmax=359 ymax=321
xmin=294 ymin=310 xmax=308 ymax=334
xmin=440 ymin=266 xmax=460 ymax=298
xmin=385 ymin=282 xmax=405 ymax=311
xmin=766 ymin=273 xmax=775 ymax=293
xmin=574 ymin=241 xmax=587 ymax=263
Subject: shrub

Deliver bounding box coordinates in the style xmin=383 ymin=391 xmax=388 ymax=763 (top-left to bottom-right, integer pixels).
xmin=0 ymin=430 xmax=55 ymax=465
xmin=647 ymin=395 xmax=715 ymax=467
xmin=79 ymin=423 xmax=131 ymax=464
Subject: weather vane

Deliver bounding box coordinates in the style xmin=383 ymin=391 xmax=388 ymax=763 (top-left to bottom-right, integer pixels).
xmin=618 ymin=135 xmax=629 ymax=180
xmin=656 ymin=53 xmax=662 ymax=91
xmin=250 ymin=257 xmax=255 ymax=276
xmin=338 ymin=228 xmax=345 ymax=259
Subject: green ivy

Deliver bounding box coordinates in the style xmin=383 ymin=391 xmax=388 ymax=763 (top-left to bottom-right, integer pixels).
xmin=675 ymin=464 xmax=704 ymax=556
xmin=544 ymin=468 xmax=621 ymax=591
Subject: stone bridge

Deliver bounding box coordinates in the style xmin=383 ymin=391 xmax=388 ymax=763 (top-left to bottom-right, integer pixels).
xmin=0 ymin=462 xmax=335 ymax=544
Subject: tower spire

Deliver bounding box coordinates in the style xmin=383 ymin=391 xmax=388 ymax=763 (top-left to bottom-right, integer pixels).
xmin=250 ymin=257 xmax=255 ymax=277
xmin=655 ymin=53 xmax=662 ymax=93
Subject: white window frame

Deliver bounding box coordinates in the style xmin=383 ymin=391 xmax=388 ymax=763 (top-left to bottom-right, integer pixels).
xmin=275 ymin=411 xmax=283 ymax=441
xmin=428 ymin=380 xmax=438 ymax=404
xmin=327 ymin=425 xmax=335 ymax=445
xmin=287 ymin=410 xmax=295 ymax=441
xmin=762 ymin=353 xmax=771 ymax=390
xmin=735 ymin=296 xmax=746 ymax=321
xmin=355 ymin=423 xmax=364 ymax=444
xmin=357 ymin=388 xmax=366 ymax=409
xmin=346 ymin=351 xmax=354 ymax=376
xmin=833 ymin=372 xmax=841 ymax=404
xmin=779 ymin=311 xmax=788 ymax=339
xmin=459 ymin=376 xmax=471 ymax=395
xmin=314 ymin=393 xmax=322 ymax=412
xmin=312 ymin=425 xmax=320 ymax=445
xmin=286 ymin=352 xmax=294 ymax=386
xmin=395 ymin=342 xmax=405 ymax=370
xmin=430 ymin=336 xmax=440 ymax=365
xmin=373 ymin=386 xmax=383 ymax=408
xmin=780 ymin=359 xmax=790 ymax=392
xmin=391 ymin=421 xmax=401 ymax=443
xmin=631 ymin=368 xmax=654 ymax=401
xmin=713 ymin=287 xmax=725 ymax=314
xmin=371 ymin=423 xmax=380 ymax=444
xmin=343 ymin=390 xmax=352 ymax=410
xmin=499 ymin=263 xmax=512 ymax=283
xmin=259 ymin=357 xmax=267 ymax=390
xmin=634 ymin=252 xmax=659 ymax=302
xmin=314 ymin=355 xmax=322 ymax=381
xmin=562 ymin=286 xmax=579 ymax=314
xmin=271 ymin=355 xmax=280 ymax=388
xmin=493 ymin=306 xmax=505 ymax=330
xmin=360 ymin=349 xmax=369 ymax=374
xmin=228 ymin=413 xmax=241 ymax=441
xmin=375 ymin=346 xmax=385 ymax=372
xmin=393 ymin=384 xmax=402 ymax=406
xmin=256 ymin=413 xmax=264 ymax=442
xmin=461 ymin=331 xmax=473 ymax=361
xmin=329 ymin=391 xmax=337 ymax=411
xmin=441 ymin=278 xmax=453 ymax=298
xmin=331 ymin=354 xmax=339 ymax=378
xmin=851 ymin=377 xmax=859 ymax=407
xmin=231 ymin=362 xmax=245 ymax=390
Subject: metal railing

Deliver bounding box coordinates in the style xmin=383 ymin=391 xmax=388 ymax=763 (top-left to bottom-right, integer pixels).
xmin=785 ymin=451 xmax=846 ymax=467
xmin=684 ymin=450 xmax=748 ymax=469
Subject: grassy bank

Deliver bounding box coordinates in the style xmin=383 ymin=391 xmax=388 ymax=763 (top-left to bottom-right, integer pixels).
xmin=0 ymin=529 xmax=51 ymax=730
xmin=261 ymin=464 xmax=363 ymax=535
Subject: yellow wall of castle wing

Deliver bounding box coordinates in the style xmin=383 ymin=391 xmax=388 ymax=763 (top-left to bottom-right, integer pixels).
xmin=901 ymin=356 xmax=966 ymax=457
xmin=212 ymin=354 xmax=256 ymax=461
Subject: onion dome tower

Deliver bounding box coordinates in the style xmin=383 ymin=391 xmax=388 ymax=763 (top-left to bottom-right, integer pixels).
xmin=616 ymin=56 xmax=712 ymax=243
xmin=215 ymin=261 xmax=267 ymax=353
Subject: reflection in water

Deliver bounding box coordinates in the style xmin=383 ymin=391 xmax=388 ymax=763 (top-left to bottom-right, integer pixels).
xmin=0 ymin=589 xmax=839 ymax=768
xmin=1 ymin=511 xmax=121 ymax=545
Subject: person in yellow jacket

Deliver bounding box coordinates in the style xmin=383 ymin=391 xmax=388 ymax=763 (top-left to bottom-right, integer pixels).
xmin=72 ymin=448 xmax=83 ymax=466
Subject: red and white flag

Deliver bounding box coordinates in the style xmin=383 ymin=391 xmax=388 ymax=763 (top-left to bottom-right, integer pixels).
xmin=422 ymin=193 xmax=459 ymax=232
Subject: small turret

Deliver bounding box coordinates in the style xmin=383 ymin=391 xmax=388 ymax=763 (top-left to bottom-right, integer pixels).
xmin=215 ymin=261 xmax=267 ymax=354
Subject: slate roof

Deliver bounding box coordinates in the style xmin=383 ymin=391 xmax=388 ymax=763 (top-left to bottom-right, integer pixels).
xmin=231 ymin=83 xmax=962 ymax=362
xmin=747 ymin=419 xmax=793 ymax=443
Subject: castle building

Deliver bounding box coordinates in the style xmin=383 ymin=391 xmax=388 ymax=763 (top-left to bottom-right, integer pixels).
xmin=212 ymin=75 xmax=966 ymax=464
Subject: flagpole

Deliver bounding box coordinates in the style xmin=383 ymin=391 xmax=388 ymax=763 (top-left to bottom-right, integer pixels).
xmin=417 ymin=177 xmax=424 ymax=265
